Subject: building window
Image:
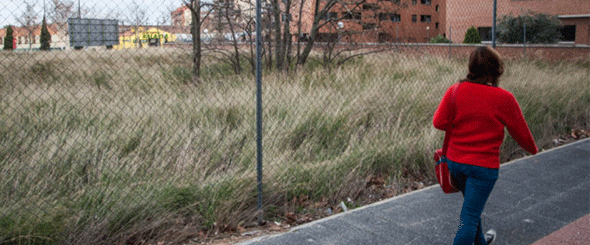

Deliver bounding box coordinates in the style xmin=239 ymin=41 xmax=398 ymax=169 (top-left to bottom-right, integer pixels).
xmin=560 ymin=25 xmax=576 ymax=42
xmin=362 ymin=23 xmax=376 ymax=29
xmin=435 ymin=22 xmax=439 ymax=29
xmin=477 ymin=27 xmax=492 ymax=41
xmin=281 ymin=13 xmax=292 ymax=22
xmin=342 ymin=11 xmax=361 ymax=20
xmin=412 ymin=15 xmax=417 ymax=23
xmin=435 ymin=5 xmax=439 ymax=12
xmin=329 ymin=12 xmax=338 ymax=20
xmin=420 ymin=15 xmax=431 ymax=22
xmin=342 ymin=12 xmax=350 ymax=19
xmin=421 ymin=0 xmax=431 ymax=5
xmin=378 ymin=13 xmax=400 ymax=22
xmin=412 ymin=0 xmax=417 ymax=5
xmin=321 ymin=12 xmax=338 ymax=21
xmin=363 ymin=4 xmax=380 ymax=10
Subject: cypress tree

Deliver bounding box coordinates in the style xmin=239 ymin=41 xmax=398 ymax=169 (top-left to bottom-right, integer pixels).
xmin=463 ymin=26 xmax=481 ymax=44
xmin=3 ymin=26 xmax=14 ymax=50
xmin=40 ymin=16 xmax=51 ymax=51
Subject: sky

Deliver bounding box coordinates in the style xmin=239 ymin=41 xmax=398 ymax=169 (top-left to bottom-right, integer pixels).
xmin=1 ymin=0 xmax=186 ymax=28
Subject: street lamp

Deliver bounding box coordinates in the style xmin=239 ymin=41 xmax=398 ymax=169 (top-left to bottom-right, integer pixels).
xmin=426 ymin=26 xmax=430 ymax=42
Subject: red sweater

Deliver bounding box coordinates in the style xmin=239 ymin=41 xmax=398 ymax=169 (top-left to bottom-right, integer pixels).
xmin=433 ymin=81 xmax=538 ymax=169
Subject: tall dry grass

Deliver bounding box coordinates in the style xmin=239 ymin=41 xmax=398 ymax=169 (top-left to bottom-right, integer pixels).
xmin=0 ymin=48 xmax=588 ymax=244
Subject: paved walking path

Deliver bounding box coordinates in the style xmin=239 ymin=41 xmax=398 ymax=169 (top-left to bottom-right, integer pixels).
xmin=239 ymin=138 xmax=590 ymax=245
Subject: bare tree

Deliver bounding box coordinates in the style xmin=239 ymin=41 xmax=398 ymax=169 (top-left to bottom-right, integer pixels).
xmin=79 ymin=4 xmax=109 ymax=19
xmin=16 ymin=1 xmax=39 ymax=51
xmin=128 ymin=2 xmax=148 ymax=48
xmin=318 ymin=0 xmax=409 ymax=67
xmin=294 ymin=0 xmax=308 ymax=63
xmin=296 ymin=0 xmax=356 ymax=65
xmin=236 ymin=0 xmax=285 ymax=71
xmin=205 ymin=0 xmax=248 ymax=74
xmin=196 ymin=0 xmax=407 ymax=72
xmin=183 ymin=0 xmax=214 ymax=82
xmin=102 ymin=9 xmax=123 ymax=20
xmin=228 ymin=0 xmax=258 ymax=75
xmin=157 ymin=7 xmax=173 ymax=26
xmin=268 ymin=0 xmax=294 ymax=71
xmin=48 ymin=0 xmax=75 ymax=45
xmin=297 ymin=0 xmax=408 ymax=66
xmin=244 ymin=0 xmax=362 ymax=70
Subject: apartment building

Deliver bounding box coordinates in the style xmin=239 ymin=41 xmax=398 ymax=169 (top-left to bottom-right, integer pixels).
xmin=290 ymin=0 xmax=443 ymax=43
xmin=291 ymin=0 xmax=589 ymax=44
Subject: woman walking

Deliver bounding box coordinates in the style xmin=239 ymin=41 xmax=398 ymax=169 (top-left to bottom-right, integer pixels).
xmin=433 ymin=46 xmax=538 ymax=245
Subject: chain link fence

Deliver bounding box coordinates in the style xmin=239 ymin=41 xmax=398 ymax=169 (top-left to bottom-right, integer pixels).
xmin=1 ymin=0 xmax=589 ymax=244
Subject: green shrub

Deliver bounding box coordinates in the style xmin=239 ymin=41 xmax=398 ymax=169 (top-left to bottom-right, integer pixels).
xmin=463 ymin=26 xmax=481 ymax=44
xmin=429 ymin=35 xmax=452 ymax=43
xmin=497 ymin=12 xmax=562 ymax=44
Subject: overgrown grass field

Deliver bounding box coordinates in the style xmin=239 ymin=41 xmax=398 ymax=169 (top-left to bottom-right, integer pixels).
xmin=0 ymin=48 xmax=588 ymax=244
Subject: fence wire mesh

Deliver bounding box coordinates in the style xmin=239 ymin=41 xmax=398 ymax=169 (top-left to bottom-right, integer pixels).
xmin=1 ymin=0 xmax=589 ymax=244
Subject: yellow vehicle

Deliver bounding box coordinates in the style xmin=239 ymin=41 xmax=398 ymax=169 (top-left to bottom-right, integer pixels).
xmin=115 ymin=27 xmax=176 ymax=49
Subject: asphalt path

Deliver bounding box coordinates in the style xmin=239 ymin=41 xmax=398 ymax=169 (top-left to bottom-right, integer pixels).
xmin=239 ymin=138 xmax=590 ymax=245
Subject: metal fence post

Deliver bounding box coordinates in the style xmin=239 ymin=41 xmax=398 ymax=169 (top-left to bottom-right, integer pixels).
xmin=255 ymin=0 xmax=264 ymax=225
xmin=492 ymin=0 xmax=497 ymax=48
xmin=523 ymin=22 xmax=526 ymax=55
xmin=449 ymin=26 xmax=452 ymax=59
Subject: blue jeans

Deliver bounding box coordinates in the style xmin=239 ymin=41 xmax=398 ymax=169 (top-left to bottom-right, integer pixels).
xmin=448 ymin=160 xmax=499 ymax=245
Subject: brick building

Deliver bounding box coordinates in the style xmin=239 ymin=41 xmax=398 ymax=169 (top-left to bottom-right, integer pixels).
xmin=171 ymin=5 xmax=193 ymax=27
xmin=291 ymin=0 xmax=442 ymax=43
xmin=445 ymin=0 xmax=590 ymax=45
xmin=292 ymin=0 xmax=589 ymax=44
xmin=170 ymin=5 xmax=222 ymax=35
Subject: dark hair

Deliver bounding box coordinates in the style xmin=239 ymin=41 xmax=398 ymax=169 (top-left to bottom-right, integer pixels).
xmin=466 ymin=46 xmax=504 ymax=87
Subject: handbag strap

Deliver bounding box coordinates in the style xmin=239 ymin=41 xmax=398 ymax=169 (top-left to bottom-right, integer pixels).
xmin=442 ymin=83 xmax=459 ymax=156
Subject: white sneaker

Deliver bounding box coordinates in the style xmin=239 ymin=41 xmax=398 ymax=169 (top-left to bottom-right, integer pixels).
xmin=484 ymin=229 xmax=497 ymax=245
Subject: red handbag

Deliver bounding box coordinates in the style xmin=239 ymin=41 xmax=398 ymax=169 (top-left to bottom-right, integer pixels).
xmin=434 ymin=148 xmax=459 ymax=193
xmin=434 ymin=83 xmax=460 ymax=194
